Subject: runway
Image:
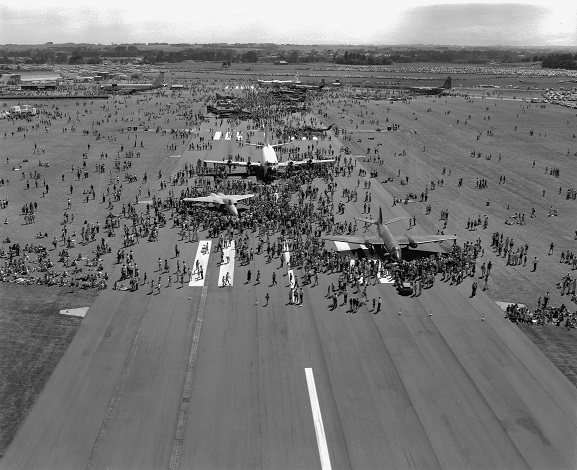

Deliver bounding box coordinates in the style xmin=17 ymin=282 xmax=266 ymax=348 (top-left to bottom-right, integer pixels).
xmin=2 ymin=126 xmax=576 ymax=469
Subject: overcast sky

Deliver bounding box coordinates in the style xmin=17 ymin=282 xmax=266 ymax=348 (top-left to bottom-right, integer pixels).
xmin=1 ymin=0 xmax=576 ymax=46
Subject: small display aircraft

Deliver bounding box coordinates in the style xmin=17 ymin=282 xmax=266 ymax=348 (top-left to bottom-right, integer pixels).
xmin=183 ymin=192 xmax=254 ymax=217
xmin=324 ymin=207 xmax=456 ymax=262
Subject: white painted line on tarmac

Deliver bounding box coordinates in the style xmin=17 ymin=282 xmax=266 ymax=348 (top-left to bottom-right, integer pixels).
xmin=59 ymin=307 xmax=89 ymax=317
xmin=213 ymin=131 xmax=222 ymax=140
xmin=378 ymin=273 xmax=395 ymax=284
xmin=282 ymin=244 xmax=297 ymax=289
xmin=217 ymin=240 xmax=235 ymax=287
xmin=189 ymin=240 xmax=212 ymax=286
xmin=287 ymin=269 xmax=295 ymax=289
xmin=305 ymin=368 xmax=332 ymax=470
xmin=225 ymin=131 xmax=232 ymax=140
xmin=333 ymin=241 xmax=350 ymax=252
xmin=496 ymin=301 xmax=526 ymax=311
xmin=333 ymin=241 xmax=393 ymax=284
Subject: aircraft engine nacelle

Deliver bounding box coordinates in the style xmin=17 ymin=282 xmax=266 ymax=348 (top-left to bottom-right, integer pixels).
xmin=405 ymin=235 xmax=418 ymax=248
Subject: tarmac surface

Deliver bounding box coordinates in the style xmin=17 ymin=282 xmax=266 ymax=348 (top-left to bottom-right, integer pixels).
xmin=2 ymin=125 xmax=576 ymax=470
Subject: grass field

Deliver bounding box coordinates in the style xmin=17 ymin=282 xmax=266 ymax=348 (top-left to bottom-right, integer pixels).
xmin=1 ymin=61 xmax=576 ymax=458
xmin=0 ymin=284 xmax=98 ymax=458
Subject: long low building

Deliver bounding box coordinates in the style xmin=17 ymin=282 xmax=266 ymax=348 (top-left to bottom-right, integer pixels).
xmin=0 ymin=72 xmax=64 ymax=92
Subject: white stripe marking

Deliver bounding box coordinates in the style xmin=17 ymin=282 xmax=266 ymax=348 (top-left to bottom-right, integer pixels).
xmin=59 ymin=307 xmax=89 ymax=317
xmin=213 ymin=131 xmax=222 ymax=140
xmin=333 ymin=241 xmax=394 ymax=284
xmin=189 ymin=240 xmax=212 ymax=286
xmin=225 ymin=131 xmax=232 ymax=140
xmin=283 ymin=244 xmax=297 ymax=292
xmin=305 ymin=368 xmax=332 ymax=470
xmin=333 ymin=241 xmax=350 ymax=252
xmin=217 ymin=240 xmax=235 ymax=286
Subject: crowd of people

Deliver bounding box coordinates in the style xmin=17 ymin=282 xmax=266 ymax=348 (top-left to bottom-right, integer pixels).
xmin=0 ymin=241 xmax=108 ymax=289
xmin=505 ymin=302 xmax=576 ymax=330
xmin=1 ymin=77 xmax=575 ymax=330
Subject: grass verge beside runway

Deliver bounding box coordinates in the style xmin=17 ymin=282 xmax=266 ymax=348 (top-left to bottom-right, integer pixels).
xmin=0 ymin=283 xmax=99 ymax=458
xmin=517 ymin=324 xmax=577 ymax=387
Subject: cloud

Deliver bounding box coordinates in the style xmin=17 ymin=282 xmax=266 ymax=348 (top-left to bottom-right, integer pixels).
xmin=0 ymin=2 xmax=575 ymax=45
xmin=389 ymin=3 xmax=576 ymax=46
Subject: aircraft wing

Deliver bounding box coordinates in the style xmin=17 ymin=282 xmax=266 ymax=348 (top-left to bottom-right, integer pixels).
xmin=203 ymin=159 xmax=258 ymax=167
xmin=183 ymin=196 xmax=218 ymax=203
xmin=278 ymin=158 xmax=335 ymax=167
xmin=324 ymin=235 xmax=385 ymax=245
xmin=395 ymin=234 xmax=456 ymax=246
xmin=228 ymin=194 xmax=254 ymax=203
xmin=247 ymin=141 xmax=293 ymax=148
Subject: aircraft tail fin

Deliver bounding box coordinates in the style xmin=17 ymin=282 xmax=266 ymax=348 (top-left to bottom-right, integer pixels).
xmin=443 ymin=76 xmax=452 ymax=89
xmin=264 ymin=126 xmax=271 ymax=146
xmin=153 ymin=72 xmax=165 ymax=87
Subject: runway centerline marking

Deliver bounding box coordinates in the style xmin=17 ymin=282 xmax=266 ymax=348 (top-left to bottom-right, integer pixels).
xmin=217 ymin=240 xmax=235 ymax=286
xmin=170 ymin=279 xmax=210 ymax=470
xmin=305 ymin=368 xmax=332 ymax=470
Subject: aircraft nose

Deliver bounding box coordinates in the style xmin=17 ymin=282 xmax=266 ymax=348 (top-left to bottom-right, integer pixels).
xmin=230 ymin=205 xmax=238 ymax=217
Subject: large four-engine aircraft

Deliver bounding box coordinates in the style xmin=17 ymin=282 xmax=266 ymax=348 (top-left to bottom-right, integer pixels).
xmin=257 ymin=73 xmax=301 ymax=86
xmin=101 ymin=72 xmax=166 ymax=94
xmin=292 ymin=78 xmax=326 ymax=90
xmin=183 ymin=192 xmax=254 ymax=217
xmin=407 ymin=76 xmax=452 ymax=95
xmin=203 ymin=128 xmax=334 ymax=181
xmin=324 ymin=207 xmax=456 ymax=262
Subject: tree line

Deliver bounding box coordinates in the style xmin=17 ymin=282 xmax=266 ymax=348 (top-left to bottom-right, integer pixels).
xmin=1 ymin=45 xmax=577 ymax=70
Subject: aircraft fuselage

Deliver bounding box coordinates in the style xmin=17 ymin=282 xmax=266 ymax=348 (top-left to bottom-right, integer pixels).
xmin=376 ymin=223 xmax=403 ymax=262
